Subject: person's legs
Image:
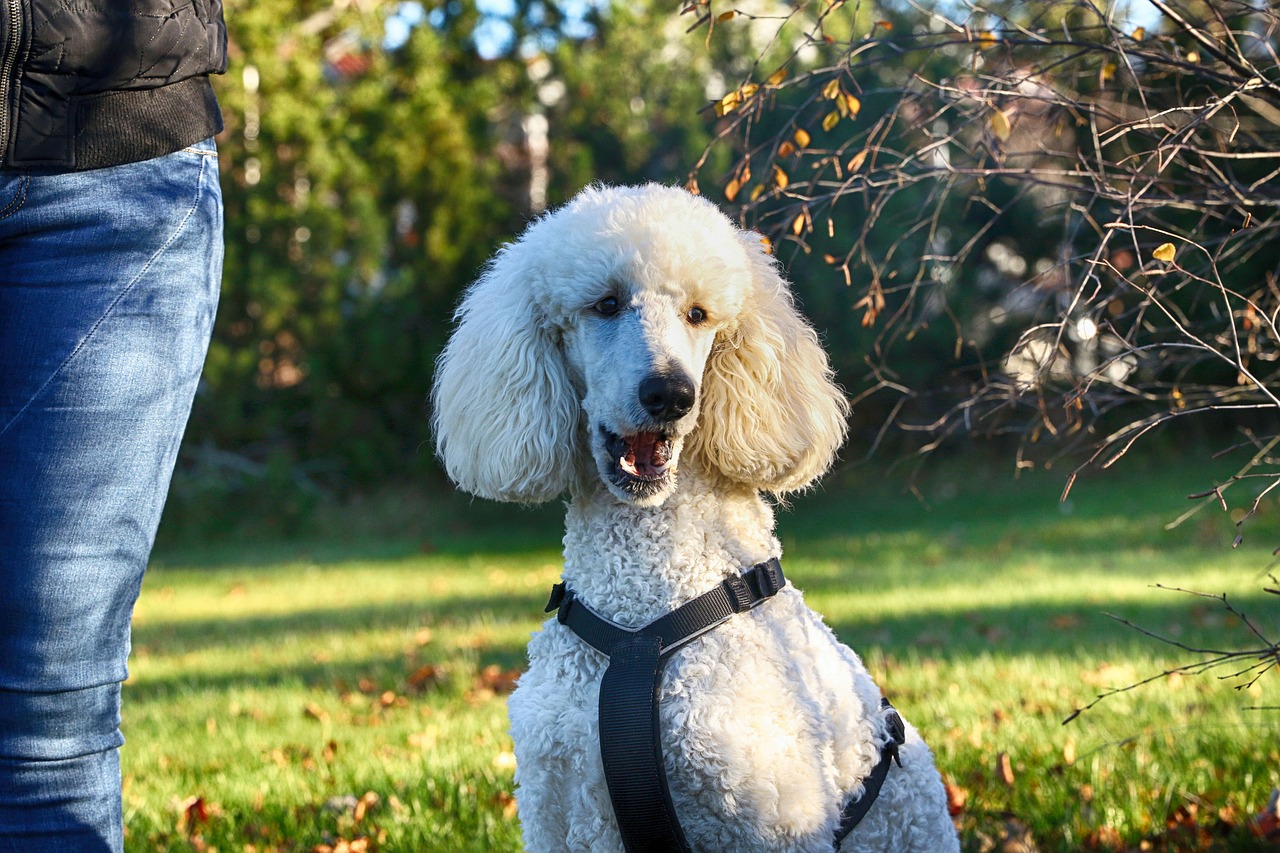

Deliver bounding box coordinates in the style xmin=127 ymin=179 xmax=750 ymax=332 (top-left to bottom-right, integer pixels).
xmin=0 ymin=139 xmax=223 ymax=852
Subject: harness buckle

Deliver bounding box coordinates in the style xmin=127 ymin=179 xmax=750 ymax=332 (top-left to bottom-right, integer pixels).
xmin=545 ymin=582 xmax=567 ymax=613
xmin=546 ymin=582 xmax=577 ymax=625
xmin=756 ymin=559 xmax=784 ymax=597
xmin=881 ymin=699 xmax=906 ymax=768
xmin=722 ymin=574 xmax=753 ymax=612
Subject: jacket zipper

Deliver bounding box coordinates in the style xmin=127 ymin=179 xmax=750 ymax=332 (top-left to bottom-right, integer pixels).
xmin=0 ymin=0 xmax=22 ymax=165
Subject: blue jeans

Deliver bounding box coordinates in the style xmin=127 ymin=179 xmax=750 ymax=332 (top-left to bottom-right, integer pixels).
xmin=0 ymin=140 xmax=223 ymax=851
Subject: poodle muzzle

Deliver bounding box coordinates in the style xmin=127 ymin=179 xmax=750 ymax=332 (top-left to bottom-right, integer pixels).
xmin=597 ymin=370 xmax=698 ymax=499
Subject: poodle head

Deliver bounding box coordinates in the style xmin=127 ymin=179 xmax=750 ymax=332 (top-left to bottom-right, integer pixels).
xmin=432 ymin=184 xmax=848 ymax=506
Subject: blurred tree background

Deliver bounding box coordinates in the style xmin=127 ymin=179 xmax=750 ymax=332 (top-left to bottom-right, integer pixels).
xmin=169 ymin=0 xmax=1280 ymax=543
xmin=169 ymin=0 xmax=728 ymax=534
xmin=692 ymin=0 xmax=1280 ymax=495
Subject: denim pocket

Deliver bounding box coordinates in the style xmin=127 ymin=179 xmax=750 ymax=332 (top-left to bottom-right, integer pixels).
xmin=0 ymin=173 xmax=29 ymax=221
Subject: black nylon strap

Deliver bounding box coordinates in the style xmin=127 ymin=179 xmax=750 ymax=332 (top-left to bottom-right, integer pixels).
xmin=546 ymin=558 xmax=785 ymax=659
xmin=833 ymin=699 xmax=907 ymax=849
xmin=598 ymin=633 xmax=693 ymax=853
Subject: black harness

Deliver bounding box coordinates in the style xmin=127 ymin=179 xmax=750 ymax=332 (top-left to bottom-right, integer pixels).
xmin=543 ymin=558 xmax=906 ymax=853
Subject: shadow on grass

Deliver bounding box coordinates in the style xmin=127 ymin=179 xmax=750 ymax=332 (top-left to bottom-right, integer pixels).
xmin=131 ymin=590 xmax=538 ymax=657
xmin=152 ymin=487 xmax=566 ymax=570
xmin=126 ymin=587 xmax=1274 ymax=705
xmin=135 ymin=457 xmax=1278 ymax=709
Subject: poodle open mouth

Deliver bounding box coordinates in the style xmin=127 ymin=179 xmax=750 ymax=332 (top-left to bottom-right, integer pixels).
xmin=600 ymin=427 xmax=675 ymax=496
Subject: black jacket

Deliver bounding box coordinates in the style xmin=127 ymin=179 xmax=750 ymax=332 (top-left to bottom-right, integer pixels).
xmin=0 ymin=0 xmax=227 ymax=171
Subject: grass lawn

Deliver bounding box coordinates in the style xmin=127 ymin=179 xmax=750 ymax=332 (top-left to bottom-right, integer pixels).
xmin=128 ymin=458 xmax=1280 ymax=852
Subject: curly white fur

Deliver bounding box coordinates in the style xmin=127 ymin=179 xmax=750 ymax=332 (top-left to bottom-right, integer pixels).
xmin=433 ymin=184 xmax=959 ymax=853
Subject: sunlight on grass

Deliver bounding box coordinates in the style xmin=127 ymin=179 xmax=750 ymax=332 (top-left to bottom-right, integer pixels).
xmin=125 ymin=463 xmax=1280 ymax=851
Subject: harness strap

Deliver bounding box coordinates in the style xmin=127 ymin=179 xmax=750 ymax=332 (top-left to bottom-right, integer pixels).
xmin=545 ymin=557 xmax=786 ymax=658
xmin=544 ymin=559 xmax=785 ymax=853
xmin=598 ymin=633 xmax=691 ymax=853
xmin=833 ymin=698 xmax=907 ymax=849
xmin=543 ymin=559 xmax=904 ymax=853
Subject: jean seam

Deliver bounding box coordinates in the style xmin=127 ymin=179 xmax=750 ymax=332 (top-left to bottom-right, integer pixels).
xmin=0 ymin=174 xmax=29 ymax=222
xmin=0 ymin=154 xmax=212 ymax=441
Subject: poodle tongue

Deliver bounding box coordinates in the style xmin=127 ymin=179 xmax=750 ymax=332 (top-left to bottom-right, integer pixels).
xmin=620 ymin=432 xmax=671 ymax=479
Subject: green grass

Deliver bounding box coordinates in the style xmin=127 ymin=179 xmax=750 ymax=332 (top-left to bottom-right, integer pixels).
xmin=128 ymin=459 xmax=1280 ymax=852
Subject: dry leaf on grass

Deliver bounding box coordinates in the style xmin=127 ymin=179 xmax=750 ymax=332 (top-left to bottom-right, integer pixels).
xmin=995 ymin=752 xmax=1015 ymax=786
xmin=943 ymin=777 xmax=968 ymax=816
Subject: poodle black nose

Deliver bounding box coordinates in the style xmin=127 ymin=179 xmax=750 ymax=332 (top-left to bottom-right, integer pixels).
xmin=638 ymin=372 xmax=696 ymax=422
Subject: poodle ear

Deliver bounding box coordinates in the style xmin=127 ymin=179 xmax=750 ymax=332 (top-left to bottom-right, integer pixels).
xmin=686 ymin=234 xmax=849 ymax=495
xmin=432 ymin=245 xmax=580 ymax=503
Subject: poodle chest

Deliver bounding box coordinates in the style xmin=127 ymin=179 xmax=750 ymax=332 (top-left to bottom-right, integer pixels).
xmin=542 ymin=559 xmax=905 ymax=853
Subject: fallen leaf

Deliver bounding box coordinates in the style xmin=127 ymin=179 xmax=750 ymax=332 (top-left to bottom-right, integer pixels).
xmin=353 ymin=791 xmax=379 ymax=823
xmin=178 ymin=796 xmax=210 ymax=835
xmin=407 ymin=664 xmax=442 ymax=691
xmin=476 ymin=664 xmax=521 ymax=694
xmin=943 ymin=778 xmax=968 ymax=816
xmin=494 ymin=790 xmax=520 ymax=820
xmin=996 ymin=751 xmax=1015 ymax=786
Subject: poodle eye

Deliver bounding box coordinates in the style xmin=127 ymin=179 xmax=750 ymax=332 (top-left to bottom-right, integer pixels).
xmin=686 ymin=305 xmax=709 ymax=326
xmin=593 ymin=296 xmax=620 ymax=317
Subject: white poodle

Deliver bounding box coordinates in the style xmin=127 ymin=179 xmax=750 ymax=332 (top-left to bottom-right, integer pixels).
xmin=433 ymin=184 xmax=959 ymax=853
